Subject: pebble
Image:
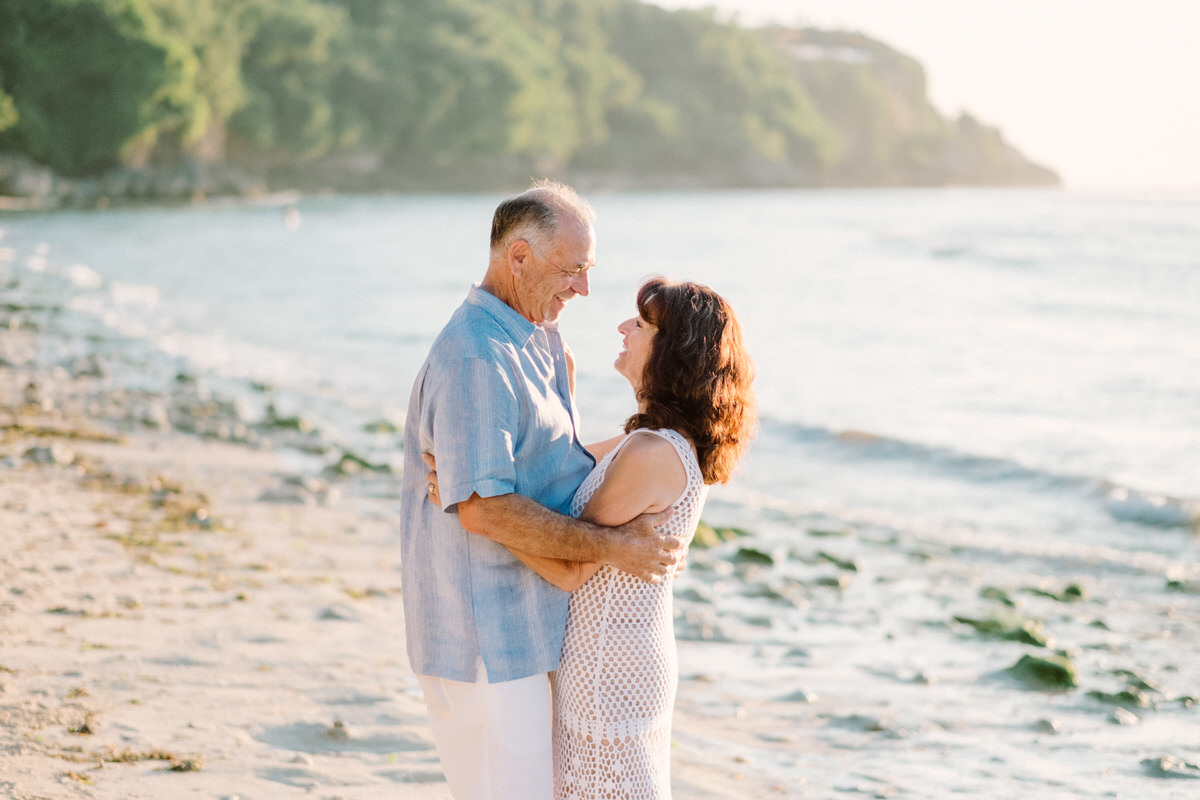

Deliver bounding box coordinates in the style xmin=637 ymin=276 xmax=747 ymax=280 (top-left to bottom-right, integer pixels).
xmin=318 ymin=605 xmax=359 ymax=622
xmin=140 ymin=399 xmax=171 ymax=430
xmin=1033 ymin=718 xmax=1061 ymax=734
xmin=23 ymin=443 xmax=75 ymax=466
xmin=1110 ymin=707 xmax=1139 ymax=726
xmin=1141 ymin=755 xmax=1200 ymax=779
xmin=675 ymin=586 xmax=713 ymax=604
xmin=258 ymin=485 xmax=315 ymax=506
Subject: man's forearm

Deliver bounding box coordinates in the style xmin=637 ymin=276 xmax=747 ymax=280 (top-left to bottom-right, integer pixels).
xmin=457 ymin=492 xmax=614 ymax=562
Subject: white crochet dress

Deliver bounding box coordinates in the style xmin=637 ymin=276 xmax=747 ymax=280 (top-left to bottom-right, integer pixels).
xmin=551 ymin=428 xmax=708 ymax=800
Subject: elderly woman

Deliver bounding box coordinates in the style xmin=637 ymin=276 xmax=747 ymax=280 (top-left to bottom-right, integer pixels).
xmin=510 ymin=277 xmax=755 ymax=799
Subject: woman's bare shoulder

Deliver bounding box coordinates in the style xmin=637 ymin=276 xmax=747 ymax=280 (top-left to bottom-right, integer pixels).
xmin=606 ymin=430 xmax=688 ymax=508
xmin=579 ymin=430 xmax=689 ymax=525
xmin=617 ymin=429 xmax=688 ymax=464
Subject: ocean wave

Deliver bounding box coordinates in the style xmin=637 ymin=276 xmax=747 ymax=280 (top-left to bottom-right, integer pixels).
xmin=65 ymin=264 xmax=104 ymax=290
xmin=762 ymin=418 xmax=1087 ymax=486
xmin=760 ymin=417 xmax=1199 ymax=530
xmin=905 ymin=523 xmax=1199 ymax=578
xmin=109 ymin=281 xmax=162 ymax=307
xmin=874 ymin=225 xmax=1042 ymax=270
xmin=44 ymin=256 xmax=312 ymax=389
xmin=1102 ymin=486 xmax=1200 ymax=528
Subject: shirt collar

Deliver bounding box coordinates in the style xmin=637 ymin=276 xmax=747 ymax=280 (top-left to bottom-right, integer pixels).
xmin=467 ymin=284 xmax=540 ymax=346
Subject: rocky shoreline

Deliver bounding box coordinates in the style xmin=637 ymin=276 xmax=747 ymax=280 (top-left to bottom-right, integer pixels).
xmin=0 ymin=153 xmax=268 ymax=211
xmin=0 ymin=146 xmax=1060 ymax=214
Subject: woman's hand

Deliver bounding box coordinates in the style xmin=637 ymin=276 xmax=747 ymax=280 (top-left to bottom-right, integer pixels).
xmin=423 ymin=452 xmax=441 ymax=506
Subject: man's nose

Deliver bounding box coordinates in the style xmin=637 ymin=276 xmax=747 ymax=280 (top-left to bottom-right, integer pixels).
xmin=571 ymin=270 xmax=590 ymax=297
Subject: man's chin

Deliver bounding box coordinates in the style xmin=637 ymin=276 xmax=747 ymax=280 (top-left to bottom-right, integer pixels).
xmin=545 ymin=298 xmax=569 ymax=321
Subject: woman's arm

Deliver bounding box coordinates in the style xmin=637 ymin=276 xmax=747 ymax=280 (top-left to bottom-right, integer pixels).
xmin=422 ymin=453 xmax=681 ymax=582
xmin=564 ymin=339 xmax=577 ymax=397
xmin=507 ymin=550 xmax=602 ymax=592
xmin=584 ymin=433 xmax=626 ymax=461
xmin=509 ymin=432 xmax=687 ymax=590
xmin=422 ymin=438 xmax=688 ymax=588
xmin=578 ymin=431 xmax=687 ymax=526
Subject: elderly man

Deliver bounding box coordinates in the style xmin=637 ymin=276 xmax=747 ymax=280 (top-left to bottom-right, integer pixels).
xmin=399 ymin=180 xmax=681 ymax=800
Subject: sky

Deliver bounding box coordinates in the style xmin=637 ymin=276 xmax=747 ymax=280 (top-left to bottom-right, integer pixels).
xmin=652 ymin=0 xmax=1200 ymax=189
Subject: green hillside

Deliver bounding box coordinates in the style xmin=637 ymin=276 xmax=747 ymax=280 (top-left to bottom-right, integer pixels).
xmin=0 ymin=0 xmax=1058 ymax=202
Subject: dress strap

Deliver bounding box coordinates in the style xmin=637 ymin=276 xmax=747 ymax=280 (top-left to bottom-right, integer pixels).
xmin=628 ymin=428 xmax=703 ymax=489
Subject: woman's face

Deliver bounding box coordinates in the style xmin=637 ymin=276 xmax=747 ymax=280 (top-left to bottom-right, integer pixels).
xmin=614 ymin=312 xmax=657 ymax=390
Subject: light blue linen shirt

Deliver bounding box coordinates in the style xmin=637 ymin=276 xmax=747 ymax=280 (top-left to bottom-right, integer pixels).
xmin=400 ymin=285 xmax=595 ymax=683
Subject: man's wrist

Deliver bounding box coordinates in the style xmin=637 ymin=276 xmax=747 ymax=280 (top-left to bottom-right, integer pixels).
xmin=583 ymin=519 xmax=616 ymax=564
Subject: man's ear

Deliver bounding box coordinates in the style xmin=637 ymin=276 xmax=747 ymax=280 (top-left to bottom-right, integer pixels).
xmin=508 ymin=239 xmax=533 ymax=277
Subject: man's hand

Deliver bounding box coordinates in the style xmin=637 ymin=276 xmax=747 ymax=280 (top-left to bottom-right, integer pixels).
xmin=603 ymin=508 xmax=682 ymax=584
xmin=422 ymin=452 xmax=441 ymax=505
xmin=447 ymin=464 xmax=682 ymax=584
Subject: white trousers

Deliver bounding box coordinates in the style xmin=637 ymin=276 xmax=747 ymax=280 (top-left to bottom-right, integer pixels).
xmin=416 ymin=662 xmax=553 ymax=800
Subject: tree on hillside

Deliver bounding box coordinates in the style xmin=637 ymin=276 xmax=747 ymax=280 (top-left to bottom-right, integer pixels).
xmin=574 ymin=3 xmax=840 ymax=183
xmin=326 ymin=0 xmax=635 ymax=180
xmin=0 ymin=0 xmax=199 ymax=175
xmin=0 ymin=63 xmax=17 ymax=134
xmin=0 ymin=88 xmax=17 ymax=135
xmin=229 ymin=0 xmax=351 ymax=160
xmin=142 ymin=0 xmax=257 ymax=160
xmin=776 ymin=28 xmax=950 ymax=184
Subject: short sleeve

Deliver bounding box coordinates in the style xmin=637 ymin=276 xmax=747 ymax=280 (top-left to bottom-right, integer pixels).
xmin=429 ymin=355 xmax=521 ymax=508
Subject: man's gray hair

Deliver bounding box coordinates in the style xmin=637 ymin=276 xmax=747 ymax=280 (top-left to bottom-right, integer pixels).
xmin=490 ymin=180 xmax=594 ymax=256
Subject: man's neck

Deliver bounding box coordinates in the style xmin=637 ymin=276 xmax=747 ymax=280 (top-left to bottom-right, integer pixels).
xmin=480 ymin=271 xmax=539 ymax=324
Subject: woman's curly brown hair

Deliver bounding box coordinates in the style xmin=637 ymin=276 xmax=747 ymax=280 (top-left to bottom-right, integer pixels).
xmin=624 ymin=277 xmax=756 ymax=484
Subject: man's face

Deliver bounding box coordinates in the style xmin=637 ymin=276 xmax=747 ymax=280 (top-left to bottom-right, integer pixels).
xmin=514 ymin=217 xmax=594 ymax=324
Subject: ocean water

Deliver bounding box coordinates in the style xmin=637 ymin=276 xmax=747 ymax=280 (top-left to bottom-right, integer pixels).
xmin=3 ymin=187 xmax=1199 ymax=796
xmin=2 ymin=189 xmax=1196 ymax=545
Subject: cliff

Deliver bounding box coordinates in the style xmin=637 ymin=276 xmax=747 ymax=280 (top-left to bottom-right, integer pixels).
xmin=773 ymin=28 xmax=1058 ymax=187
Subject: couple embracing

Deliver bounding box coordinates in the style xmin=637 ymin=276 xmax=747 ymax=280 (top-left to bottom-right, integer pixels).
xmin=399 ymin=181 xmax=755 ymax=799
